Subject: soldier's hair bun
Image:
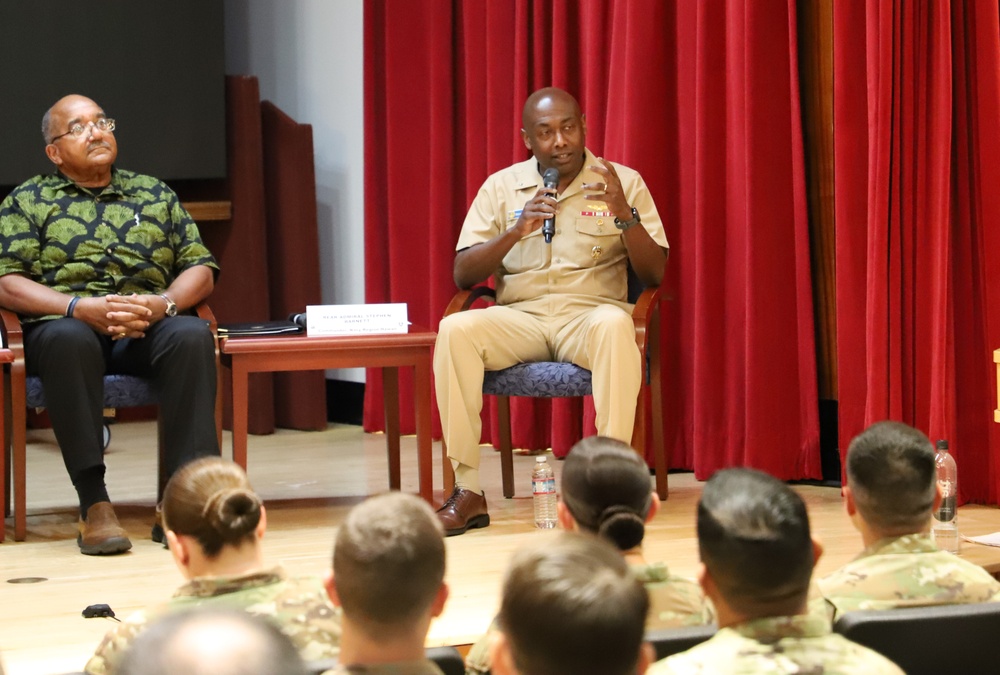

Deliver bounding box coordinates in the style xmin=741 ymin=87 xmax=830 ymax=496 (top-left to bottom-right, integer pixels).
xmin=596 ymin=504 xmax=645 ymax=551
xmin=560 ymin=437 xmax=653 ymax=552
xmin=203 ymin=487 xmax=262 ymax=540
xmin=162 ymin=457 xmax=262 ymax=558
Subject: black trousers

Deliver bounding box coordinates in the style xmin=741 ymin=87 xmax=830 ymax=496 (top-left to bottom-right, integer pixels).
xmin=23 ymin=315 xmax=220 ymax=487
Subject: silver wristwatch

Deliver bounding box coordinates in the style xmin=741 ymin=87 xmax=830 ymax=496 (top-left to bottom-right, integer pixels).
xmin=614 ymin=207 xmax=641 ymax=231
xmin=159 ymin=294 xmax=177 ymax=317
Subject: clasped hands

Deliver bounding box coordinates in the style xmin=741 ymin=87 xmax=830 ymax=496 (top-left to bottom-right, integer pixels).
xmin=513 ymin=157 xmax=632 ymax=238
xmin=76 ymin=294 xmax=161 ymax=340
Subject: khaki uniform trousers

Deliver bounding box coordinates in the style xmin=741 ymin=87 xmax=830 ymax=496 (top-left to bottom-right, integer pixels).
xmin=434 ymin=295 xmax=641 ymax=469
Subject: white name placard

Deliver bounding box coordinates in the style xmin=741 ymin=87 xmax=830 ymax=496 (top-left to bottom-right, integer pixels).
xmin=305 ymin=304 xmax=409 ymax=336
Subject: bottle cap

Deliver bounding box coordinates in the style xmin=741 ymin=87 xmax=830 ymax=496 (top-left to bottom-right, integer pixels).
xmin=535 ymin=456 xmax=546 ymax=463
xmin=936 ymin=439 xmax=949 ymax=451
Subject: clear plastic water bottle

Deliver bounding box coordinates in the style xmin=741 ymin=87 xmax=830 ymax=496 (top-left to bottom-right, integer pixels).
xmin=532 ymin=455 xmax=557 ymax=529
xmin=932 ymin=439 xmax=959 ymax=554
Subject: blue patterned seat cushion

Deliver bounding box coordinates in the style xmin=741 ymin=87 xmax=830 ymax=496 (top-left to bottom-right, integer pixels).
xmin=483 ymin=362 xmax=592 ymax=398
xmin=25 ymin=374 xmax=159 ymax=409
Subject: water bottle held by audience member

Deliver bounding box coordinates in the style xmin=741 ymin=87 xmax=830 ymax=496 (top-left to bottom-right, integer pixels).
xmin=532 ymin=456 xmax=557 ymax=529
xmin=932 ymin=439 xmax=959 ymax=554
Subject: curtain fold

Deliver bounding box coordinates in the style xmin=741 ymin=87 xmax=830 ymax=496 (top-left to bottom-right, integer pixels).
xmin=364 ymin=0 xmax=820 ymax=480
xmin=833 ymin=0 xmax=1000 ymax=502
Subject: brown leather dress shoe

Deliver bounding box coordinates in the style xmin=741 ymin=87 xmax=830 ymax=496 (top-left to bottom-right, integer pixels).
xmin=436 ymin=487 xmax=490 ymax=536
xmin=78 ymin=502 xmax=132 ymax=555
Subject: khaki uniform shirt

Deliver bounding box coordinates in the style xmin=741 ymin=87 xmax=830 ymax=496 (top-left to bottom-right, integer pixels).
xmin=647 ymin=614 xmax=904 ymax=674
xmin=85 ymin=567 xmax=341 ymax=674
xmin=464 ymin=561 xmax=710 ymax=675
xmin=457 ymin=149 xmax=668 ymax=310
xmin=817 ymin=533 xmax=1000 ymax=621
xmin=324 ymin=661 xmax=445 ymax=675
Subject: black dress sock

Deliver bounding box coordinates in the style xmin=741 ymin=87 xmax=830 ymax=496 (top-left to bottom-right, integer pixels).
xmin=74 ymin=466 xmax=110 ymax=518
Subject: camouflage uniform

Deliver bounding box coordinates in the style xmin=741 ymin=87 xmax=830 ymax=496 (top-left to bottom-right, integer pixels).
xmin=818 ymin=533 xmax=1000 ymax=621
xmin=639 ymin=561 xmax=715 ymax=630
xmin=84 ymin=567 xmax=341 ymax=675
xmin=323 ymin=661 xmax=445 ymax=674
xmin=464 ymin=561 xmax=712 ymax=675
xmin=647 ymin=614 xmax=904 ymax=674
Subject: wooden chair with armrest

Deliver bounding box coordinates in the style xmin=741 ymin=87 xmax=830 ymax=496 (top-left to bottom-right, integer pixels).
xmin=441 ymin=270 xmax=668 ymax=501
xmin=0 ymin=347 xmax=13 ymax=541
xmin=1 ymin=302 xmax=223 ymax=541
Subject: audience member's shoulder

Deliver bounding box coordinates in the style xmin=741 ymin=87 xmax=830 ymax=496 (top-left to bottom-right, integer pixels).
xmin=648 ymin=627 xmax=903 ymax=675
xmin=258 ymin=574 xmax=342 ymax=661
xmin=639 ymin=562 xmax=714 ymax=627
xmin=825 ymin=633 xmax=906 ymax=674
xmin=819 ymin=534 xmax=1000 ymax=616
xmin=84 ymin=607 xmax=154 ymax=675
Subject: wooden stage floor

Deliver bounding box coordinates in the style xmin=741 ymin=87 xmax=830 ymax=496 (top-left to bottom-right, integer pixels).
xmin=4 ymin=421 xmax=1000 ymax=674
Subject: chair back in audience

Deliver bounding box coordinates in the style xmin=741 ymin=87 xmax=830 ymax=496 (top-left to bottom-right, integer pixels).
xmin=646 ymin=624 xmax=717 ymax=661
xmin=306 ymin=646 xmax=464 ymax=675
xmin=834 ymin=601 xmax=1000 ymax=674
xmin=425 ymin=646 xmax=465 ymax=675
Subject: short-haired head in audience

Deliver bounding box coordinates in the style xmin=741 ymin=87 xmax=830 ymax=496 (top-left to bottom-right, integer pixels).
xmin=559 ymin=436 xmax=657 ymax=552
xmin=116 ymin=607 xmax=307 ymax=675
xmin=490 ymin=531 xmax=653 ymax=675
xmin=697 ymin=467 xmax=821 ymax=625
xmin=162 ymin=457 xmax=265 ymax=573
xmin=327 ymin=492 xmax=448 ymax=645
xmin=845 ymin=420 xmax=939 ymax=540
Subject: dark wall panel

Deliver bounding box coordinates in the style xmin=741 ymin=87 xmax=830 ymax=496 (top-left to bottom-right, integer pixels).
xmin=0 ymin=0 xmax=226 ymax=185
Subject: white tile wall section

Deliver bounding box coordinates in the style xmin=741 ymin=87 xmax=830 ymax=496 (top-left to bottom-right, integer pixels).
xmin=224 ymin=0 xmax=366 ymax=383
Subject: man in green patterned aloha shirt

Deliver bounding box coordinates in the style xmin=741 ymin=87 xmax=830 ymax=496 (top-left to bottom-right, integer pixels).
xmin=817 ymin=421 xmax=1000 ymax=621
xmin=0 ymin=94 xmax=220 ymax=556
xmin=648 ymin=468 xmax=903 ymax=675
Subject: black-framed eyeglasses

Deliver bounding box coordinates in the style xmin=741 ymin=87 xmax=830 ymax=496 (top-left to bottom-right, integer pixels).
xmin=50 ymin=118 xmax=116 ymax=143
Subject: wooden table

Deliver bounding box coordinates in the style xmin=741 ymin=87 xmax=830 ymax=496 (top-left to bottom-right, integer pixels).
xmin=221 ymin=327 xmax=437 ymax=502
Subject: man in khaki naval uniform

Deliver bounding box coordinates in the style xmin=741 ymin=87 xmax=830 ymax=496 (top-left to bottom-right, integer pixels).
xmin=649 ymin=468 xmax=903 ymax=675
xmin=817 ymin=421 xmax=1000 ymax=621
xmin=434 ymin=87 xmax=668 ymax=534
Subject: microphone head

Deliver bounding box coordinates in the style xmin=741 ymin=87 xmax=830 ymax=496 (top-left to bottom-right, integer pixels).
xmin=542 ymin=167 xmax=560 ymax=188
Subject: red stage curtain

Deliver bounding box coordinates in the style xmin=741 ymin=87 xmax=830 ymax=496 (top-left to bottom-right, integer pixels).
xmin=833 ymin=0 xmax=1000 ymax=502
xmin=364 ymin=0 xmax=821 ymax=480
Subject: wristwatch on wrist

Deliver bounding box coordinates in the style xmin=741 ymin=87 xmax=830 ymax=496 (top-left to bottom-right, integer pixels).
xmin=614 ymin=207 xmax=641 ymax=231
xmin=159 ymin=294 xmax=177 ymax=317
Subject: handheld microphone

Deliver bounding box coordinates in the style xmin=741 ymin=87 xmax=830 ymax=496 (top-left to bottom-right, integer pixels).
xmin=542 ymin=167 xmax=559 ymax=244
xmin=288 ymin=312 xmax=308 ymax=328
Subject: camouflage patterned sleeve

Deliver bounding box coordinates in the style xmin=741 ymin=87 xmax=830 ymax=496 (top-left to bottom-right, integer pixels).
xmin=463 ymin=618 xmax=499 ymax=675
xmin=638 ymin=564 xmax=714 ymax=630
xmin=83 ymin=610 xmax=149 ymax=675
